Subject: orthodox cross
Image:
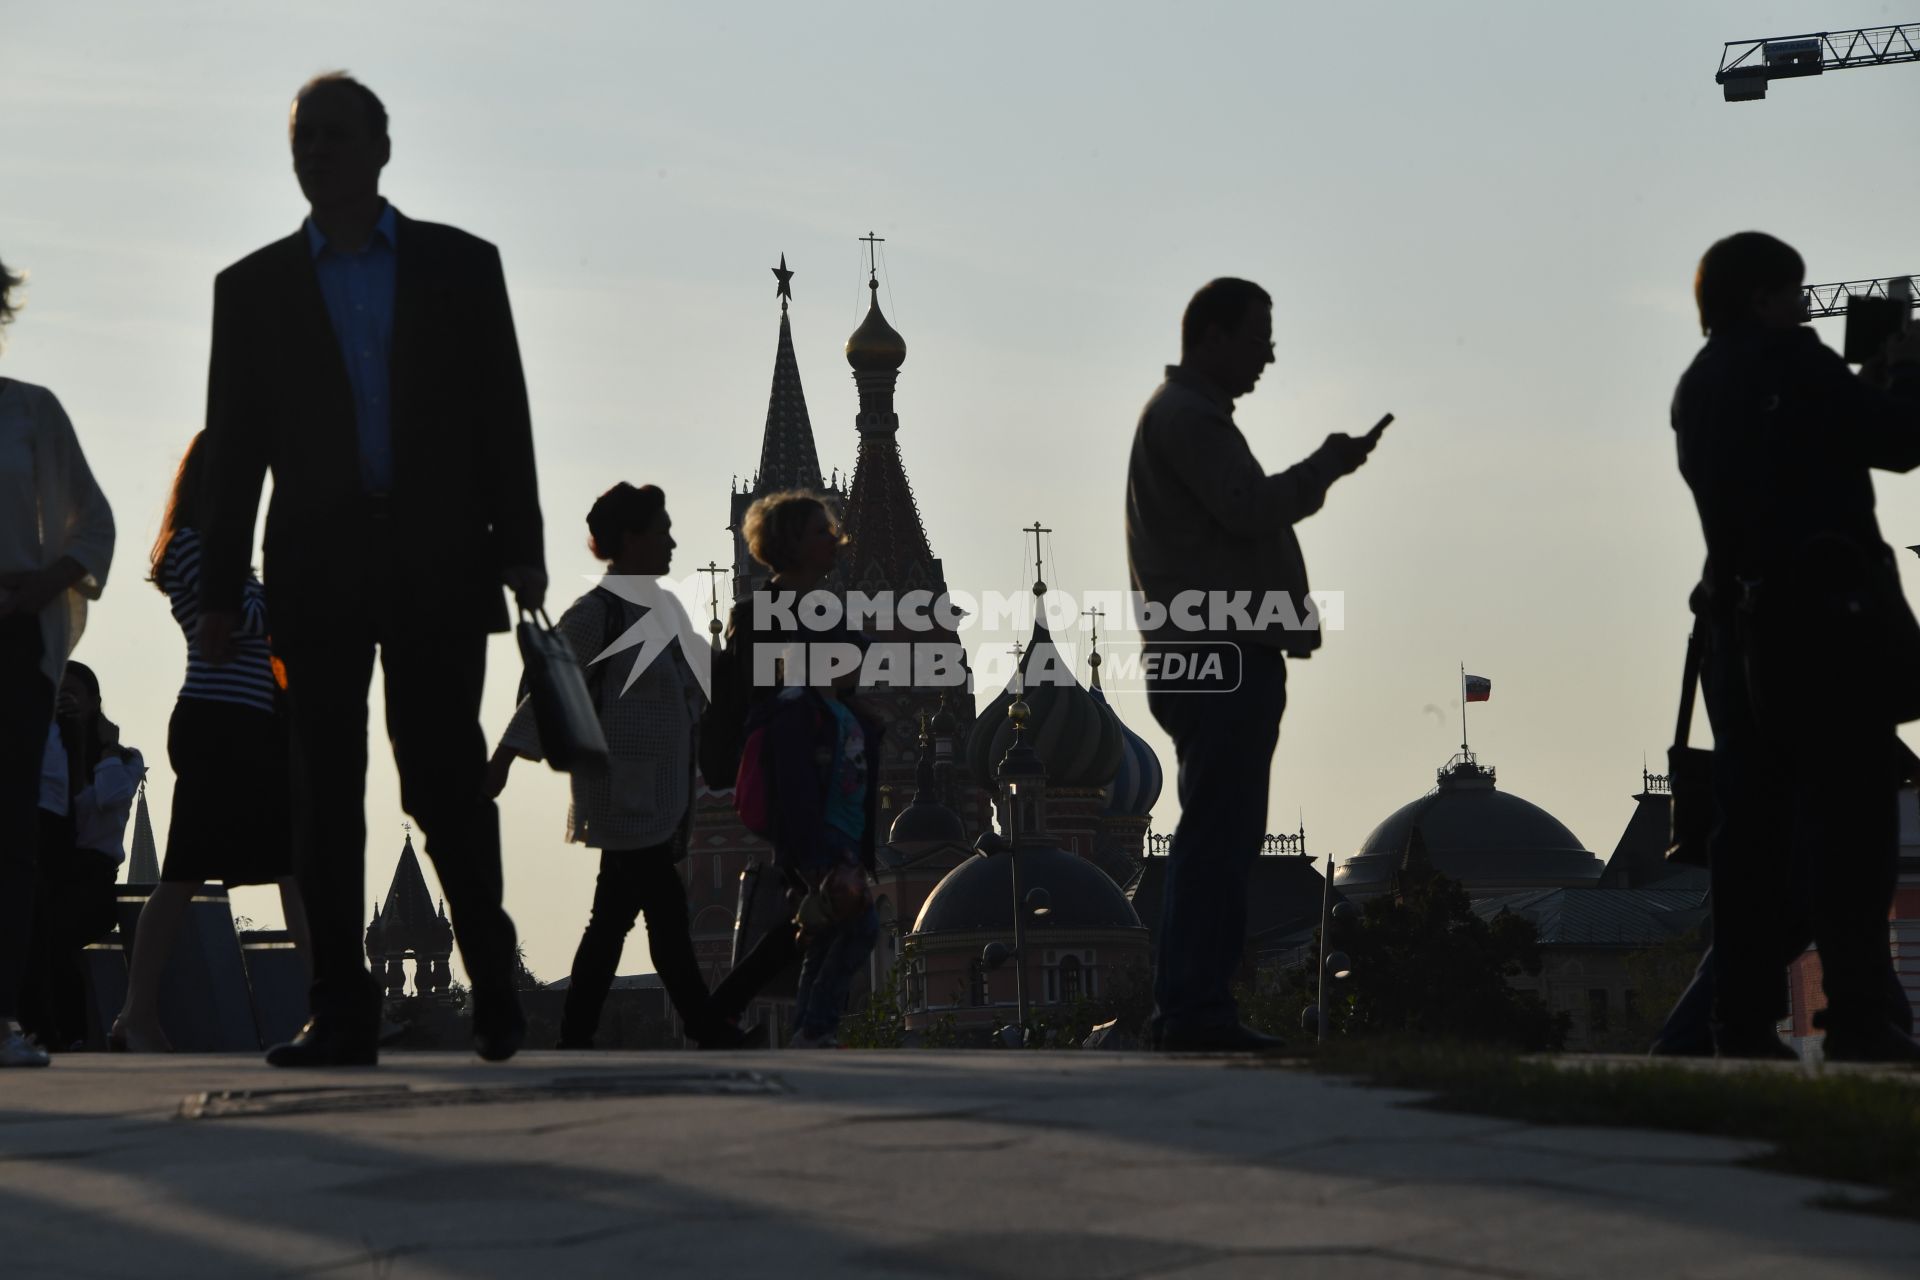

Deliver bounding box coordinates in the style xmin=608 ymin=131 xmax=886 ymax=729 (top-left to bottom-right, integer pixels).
xmin=1024 ymin=521 xmax=1051 ymax=594
xmin=860 ymin=231 xmax=885 ymax=281
xmin=698 ymin=560 xmax=727 ymax=640
xmin=1081 ymin=606 xmax=1104 ymax=651
xmin=772 ymin=253 xmax=794 ymax=310
xmin=1009 ymin=640 xmax=1027 ymax=699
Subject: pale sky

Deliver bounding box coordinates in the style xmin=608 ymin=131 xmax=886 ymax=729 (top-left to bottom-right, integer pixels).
xmin=6 ymin=1 xmax=1918 ymax=982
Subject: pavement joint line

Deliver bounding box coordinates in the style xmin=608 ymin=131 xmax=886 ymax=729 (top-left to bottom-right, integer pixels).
xmin=175 ymin=1069 xmax=789 ymax=1120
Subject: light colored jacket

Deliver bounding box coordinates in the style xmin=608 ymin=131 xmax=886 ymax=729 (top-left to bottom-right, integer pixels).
xmin=501 ymin=584 xmax=705 ymax=853
xmin=0 ymin=380 xmax=114 ymax=687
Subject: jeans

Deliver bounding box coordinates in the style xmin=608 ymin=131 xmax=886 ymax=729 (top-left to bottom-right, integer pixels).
xmin=0 ymin=616 xmax=54 ymax=1021
xmin=794 ymin=907 xmax=879 ymax=1038
xmin=1146 ymin=644 xmax=1287 ymax=1034
xmin=559 ymin=842 xmax=712 ymax=1046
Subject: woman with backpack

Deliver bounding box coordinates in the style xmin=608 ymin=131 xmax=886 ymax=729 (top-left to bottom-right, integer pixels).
xmin=490 ymin=482 xmax=745 ymax=1049
xmin=706 ymin=490 xmax=884 ymax=1047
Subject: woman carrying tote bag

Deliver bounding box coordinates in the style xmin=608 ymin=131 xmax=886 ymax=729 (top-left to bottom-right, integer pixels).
xmin=490 ymin=483 xmax=744 ymax=1049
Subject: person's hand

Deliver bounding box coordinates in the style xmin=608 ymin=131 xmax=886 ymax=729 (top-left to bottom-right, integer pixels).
xmin=503 ymin=564 xmax=548 ymax=613
xmin=1885 ymin=326 xmax=1920 ymax=369
xmin=485 ymin=748 xmax=515 ymax=799
xmin=1316 ymin=431 xmax=1379 ymax=479
xmin=198 ymin=611 xmax=238 ymax=666
xmin=98 ymin=717 xmax=121 ymax=753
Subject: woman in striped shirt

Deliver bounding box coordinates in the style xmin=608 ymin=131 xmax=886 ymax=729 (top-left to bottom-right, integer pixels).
xmin=109 ymin=433 xmax=309 ymax=1052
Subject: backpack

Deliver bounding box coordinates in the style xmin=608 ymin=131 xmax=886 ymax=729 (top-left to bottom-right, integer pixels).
xmin=699 ymin=641 xmax=750 ymax=790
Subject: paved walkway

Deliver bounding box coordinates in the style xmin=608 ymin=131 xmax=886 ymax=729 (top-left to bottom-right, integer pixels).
xmin=3 ymin=1051 xmax=1915 ymax=1278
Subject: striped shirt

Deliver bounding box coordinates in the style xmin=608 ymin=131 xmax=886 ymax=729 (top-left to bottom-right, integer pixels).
xmin=159 ymin=527 xmax=277 ymax=713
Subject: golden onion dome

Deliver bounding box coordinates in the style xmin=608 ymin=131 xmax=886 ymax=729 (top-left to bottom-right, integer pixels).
xmin=846 ymin=279 xmax=907 ymax=372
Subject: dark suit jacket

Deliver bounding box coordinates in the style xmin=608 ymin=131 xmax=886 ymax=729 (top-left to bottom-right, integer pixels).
xmin=199 ymin=212 xmax=543 ymax=653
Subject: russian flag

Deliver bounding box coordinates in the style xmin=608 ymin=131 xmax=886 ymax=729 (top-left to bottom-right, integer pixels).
xmin=1464 ymin=674 xmax=1491 ymax=702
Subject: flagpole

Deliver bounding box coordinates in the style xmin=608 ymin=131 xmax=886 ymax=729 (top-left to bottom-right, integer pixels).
xmin=1460 ymin=662 xmax=1469 ymax=759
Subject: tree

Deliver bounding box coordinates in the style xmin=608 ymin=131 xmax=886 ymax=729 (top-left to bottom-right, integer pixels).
xmin=1282 ymin=855 xmax=1568 ymax=1051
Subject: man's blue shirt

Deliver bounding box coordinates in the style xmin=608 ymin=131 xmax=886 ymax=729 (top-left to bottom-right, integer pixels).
xmin=305 ymin=202 xmax=397 ymax=493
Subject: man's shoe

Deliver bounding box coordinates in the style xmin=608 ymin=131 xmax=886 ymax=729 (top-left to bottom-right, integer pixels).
xmin=1 ymin=1026 xmax=50 ymax=1068
xmin=695 ymin=1021 xmax=761 ymax=1050
xmin=265 ymin=1016 xmax=378 ymax=1068
xmin=472 ymin=990 xmax=526 ymax=1063
xmin=1157 ymin=1023 xmax=1286 ymax=1053
xmin=1823 ymin=1019 xmax=1920 ymax=1065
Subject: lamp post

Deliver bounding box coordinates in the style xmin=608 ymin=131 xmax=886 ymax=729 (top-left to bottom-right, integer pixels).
xmin=1309 ymin=852 xmax=1355 ymax=1042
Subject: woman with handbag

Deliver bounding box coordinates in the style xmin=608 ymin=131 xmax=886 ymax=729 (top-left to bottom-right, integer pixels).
xmin=20 ymin=662 xmax=142 ymax=1050
xmin=1673 ymin=232 xmax=1920 ymax=1062
xmin=490 ymin=482 xmax=743 ymax=1049
xmin=111 ymin=434 xmax=309 ymax=1053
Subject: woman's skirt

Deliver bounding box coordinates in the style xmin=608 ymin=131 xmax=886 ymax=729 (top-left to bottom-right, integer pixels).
xmin=162 ymin=696 xmax=292 ymax=886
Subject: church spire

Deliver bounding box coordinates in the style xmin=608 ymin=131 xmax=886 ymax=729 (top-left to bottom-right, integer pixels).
xmin=754 ymin=254 xmax=823 ymax=493
xmin=841 ymin=233 xmax=939 ymax=594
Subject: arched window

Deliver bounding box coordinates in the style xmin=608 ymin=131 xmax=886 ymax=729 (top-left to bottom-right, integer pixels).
xmin=968 ymin=958 xmax=988 ymax=1007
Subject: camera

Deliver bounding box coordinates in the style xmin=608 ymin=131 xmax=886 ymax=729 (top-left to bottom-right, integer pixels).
xmin=1844 ymin=276 xmax=1914 ymax=364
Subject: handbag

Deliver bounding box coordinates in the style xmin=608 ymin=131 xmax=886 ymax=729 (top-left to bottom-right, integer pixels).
xmin=515 ymin=605 xmax=608 ymax=772
xmin=1666 ymin=627 xmax=1713 ymax=867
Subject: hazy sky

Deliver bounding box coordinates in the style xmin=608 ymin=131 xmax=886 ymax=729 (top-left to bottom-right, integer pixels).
xmin=6 ymin=1 xmax=1918 ymax=982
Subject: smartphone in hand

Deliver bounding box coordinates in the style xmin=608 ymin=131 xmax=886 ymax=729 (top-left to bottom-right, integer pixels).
xmin=1365 ymin=413 xmax=1394 ymax=444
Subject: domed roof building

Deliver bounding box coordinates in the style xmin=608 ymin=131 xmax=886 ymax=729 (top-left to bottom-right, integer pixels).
xmin=1088 ymin=636 xmax=1163 ymax=886
xmin=905 ymin=698 xmax=1148 ymax=1033
xmin=1334 ymin=755 xmax=1603 ymax=901
xmin=966 ymin=580 xmax=1125 ymax=869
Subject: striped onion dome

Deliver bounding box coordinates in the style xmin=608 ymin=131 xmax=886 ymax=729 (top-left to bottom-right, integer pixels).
xmin=1089 ymin=654 xmax=1162 ymax=817
xmin=966 ymin=619 xmax=1124 ymax=790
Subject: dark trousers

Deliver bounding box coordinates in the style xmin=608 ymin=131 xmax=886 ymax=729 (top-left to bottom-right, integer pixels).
xmin=1146 ymin=644 xmax=1288 ymax=1033
xmin=281 ymin=622 xmax=516 ymax=1026
xmin=0 ymin=616 xmax=54 ymax=1022
xmin=1702 ymin=627 xmax=1900 ymax=1035
xmin=794 ymin=907 xmax=879 ymax=1038
xmin=709 ymin=881 xmax=804 ymax=1027
xmin=560 ymin=843 xmax=711 ymax=1046
xmin=19 ymin=824 xmax=117 ymax=1050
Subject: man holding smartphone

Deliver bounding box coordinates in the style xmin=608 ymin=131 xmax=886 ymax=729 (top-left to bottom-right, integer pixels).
xmin=1125 ymin=277 xmax=1387 ymax=1052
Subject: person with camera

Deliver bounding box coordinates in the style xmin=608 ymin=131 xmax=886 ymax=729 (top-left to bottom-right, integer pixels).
xmin=1673 ymin=232 xmax=1920 ymax=1062
xmin=1124 ymin=277 xmax=1387 ymax=1053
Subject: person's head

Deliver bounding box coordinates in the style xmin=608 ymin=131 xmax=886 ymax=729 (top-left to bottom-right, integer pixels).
xmin=1694 ymin=232 xmax=1807 ymax=336
xmin=289 ymin=72 xmax=390 ymax=211
xmin=1181 ymin=277 xmax=1274 ymax=398
xmin=742 ymin=490 xmax=841 ymax=581
xmin=586 ymin=482 xmax=672 ymax=574
xmin=0 ymin=255 xmax=24 ymax=353
xmin=150 ymin=433 xmax=211 ymax=589
xmin=58 ymin=661 xmax=101 ymax=722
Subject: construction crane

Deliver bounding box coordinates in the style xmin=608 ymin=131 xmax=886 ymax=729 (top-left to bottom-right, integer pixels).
xmin=1717 ymin=22 xmax=1920 ymax=100
xmin=1804 ymin=275 xmax=1920 ymax=320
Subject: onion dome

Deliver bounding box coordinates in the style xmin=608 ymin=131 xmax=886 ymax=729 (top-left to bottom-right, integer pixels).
xmin=1089 ymin=652 xmax=1162 ymax=817
xmin=889 ymin=715 xmax=965 ymax=847
xmin=846 ymin=277 xmax=907 ymax=373
xmin=912 ymin=842 xmax=1143 ymax=935
xmin=1335 ymin=756 xmax=1602 ymax=898
xmin=966 ymin=619 xmax=1124 ymax=790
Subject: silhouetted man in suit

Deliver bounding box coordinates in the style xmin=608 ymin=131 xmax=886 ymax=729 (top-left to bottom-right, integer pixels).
xmin=1125 ymin=278 xmax=1384 ymax=1051
xmin=199 ymin=72 xmax=546 ymax=1066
